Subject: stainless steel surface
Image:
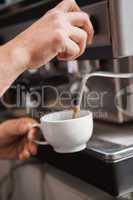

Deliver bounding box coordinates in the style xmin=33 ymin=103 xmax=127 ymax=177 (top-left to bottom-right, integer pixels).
xmin=82 ymin=1 xmax=111 ymax=47
xmin=110 ymin=0 xmax=133 ymax=58
xmin=77 ymin=71 xmax=133 ymax=107
xmin=88 ymin=139 xmax=133 ymax=163
xmin=68 ymin=57 xmax=133 ymax=123
xmin=87 ymin=122 xmax=133 ymax=163
xmin=81 ymin=0 xmax=133 ymax=58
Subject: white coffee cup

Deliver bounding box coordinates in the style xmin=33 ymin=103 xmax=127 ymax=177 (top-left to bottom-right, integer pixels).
xmin=31 ymin=110 xmax=93 ymax=153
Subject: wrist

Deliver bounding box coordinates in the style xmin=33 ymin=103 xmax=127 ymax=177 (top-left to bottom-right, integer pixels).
xmin=0 ymin=41 xmax=30 ymax=96
xmin=1 ymin=39 xmax=30 ymax=73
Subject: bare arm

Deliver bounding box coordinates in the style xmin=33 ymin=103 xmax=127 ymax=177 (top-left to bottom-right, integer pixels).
xmin=0 ymin=43 xmax=28 ymax=96
xmin=0 ymin=0 xmax=94 ymax=97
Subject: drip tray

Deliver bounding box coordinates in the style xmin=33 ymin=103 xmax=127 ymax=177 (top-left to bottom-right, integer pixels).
xmin=88 ymin=122 xmax=133 ymax=163
xmin=37 ymin=122 xmax=133 ymax=197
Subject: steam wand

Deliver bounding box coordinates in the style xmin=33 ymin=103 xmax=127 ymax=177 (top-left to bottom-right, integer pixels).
xmin=72 ymin=71 xmax=133 ymax=119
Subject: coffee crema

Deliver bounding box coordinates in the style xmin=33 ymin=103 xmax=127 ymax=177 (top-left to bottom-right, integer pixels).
xmin=72 ymin=105 xmax=81 ymax=119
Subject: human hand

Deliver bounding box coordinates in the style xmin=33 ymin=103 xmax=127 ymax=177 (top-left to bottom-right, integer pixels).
xmin=0 ymin=118 xmax=38 ymax=160
xmin=4 ymin=0 xmax=94 ymax=70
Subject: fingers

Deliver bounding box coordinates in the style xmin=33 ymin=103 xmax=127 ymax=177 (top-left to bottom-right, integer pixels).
xmin=55 ymin=1 xmax=94 ymax=44
xmin=28 ymin=128 xmax=38 ymax=155
xmin=4 ymin=117 xmax=37 ymax=137
xmin=28 ymin=128 xmax=38 ymax=141
xmin=68 ymin=12 xmax=94 ymax=44
xmin=55 ymin=0 xmax=80 ymax=12
xmin=58 ymin=28 xmax=87 ymax=60
xmin=58 ymin=38 xmax=80 ymax=60
xmin=48 ymin=1 xmax=94 ymax=62
xmin=19 ymin=143 xmax=37 ymax=161
xmin=19 ymin=140 xmax=37 ymax=161
xmin=69 ymin=26 xmax=88 ymax=56
xmin=19 ymin=143 xmax=30 ymax=161
xmin=54 ymin=10 xmax=94 ymax=61
xmin=58 ymin=26 xmax=88 ymax=60
xmin=17 ymin=119 xmax=38 ymax=161
xmin=28 ymin=142 xmax=37 ymax=156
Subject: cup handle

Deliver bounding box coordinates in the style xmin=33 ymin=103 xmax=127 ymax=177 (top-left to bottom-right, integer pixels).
xmin=30 ymin=124 xmax=49 ymax=146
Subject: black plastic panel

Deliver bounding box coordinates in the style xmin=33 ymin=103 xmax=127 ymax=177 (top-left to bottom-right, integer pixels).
xmin=37 ymin=146 xmax=133 ymax=197
xmin=0 ymin=0 xmax=106 ymax=28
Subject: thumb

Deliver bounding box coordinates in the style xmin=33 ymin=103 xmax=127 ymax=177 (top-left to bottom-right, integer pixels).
xmin=55 ymin=0 xmax=80 ymax=12
xmin=4 ymin=118 xmax=38 ymax=137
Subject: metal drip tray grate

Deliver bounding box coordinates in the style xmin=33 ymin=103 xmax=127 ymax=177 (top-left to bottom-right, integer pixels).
xmin=87 ymin=122 xmax=133 ymax=162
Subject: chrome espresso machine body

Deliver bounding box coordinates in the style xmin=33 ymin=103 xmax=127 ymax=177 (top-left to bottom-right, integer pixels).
xmin=0 ymin=0 xmax=133 ymax=123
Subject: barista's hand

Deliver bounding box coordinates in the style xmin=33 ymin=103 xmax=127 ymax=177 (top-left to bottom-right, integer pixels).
xmin=0 ymin=118 xmax=38 ymax=160
xmin=2 ymin=0 xmax=94 ymax=70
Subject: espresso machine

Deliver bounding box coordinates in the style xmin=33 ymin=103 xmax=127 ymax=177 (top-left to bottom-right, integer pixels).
xmin=0 ymin=0 xmax=133 ymax=123
xmin=2 ymin=0 xmax=133 ymax=198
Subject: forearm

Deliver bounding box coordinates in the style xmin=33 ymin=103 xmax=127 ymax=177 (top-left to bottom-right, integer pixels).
xmin=0 ymin=41 xmax=28 ymax=97
xmin=0 ymin=0 xmax=93 ymax=97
